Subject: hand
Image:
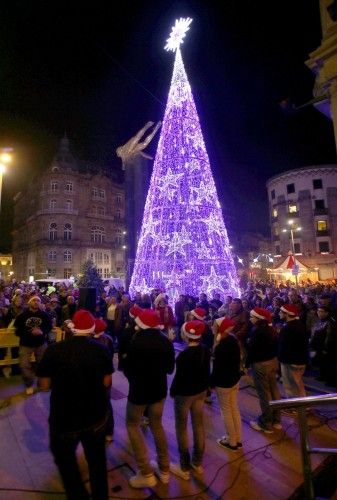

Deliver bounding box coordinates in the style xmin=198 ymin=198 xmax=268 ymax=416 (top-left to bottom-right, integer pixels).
xmin=31 ymin=327 xmax=43 ymax=336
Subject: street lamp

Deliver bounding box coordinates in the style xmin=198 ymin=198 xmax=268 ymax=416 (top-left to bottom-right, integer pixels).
xmin=282 ymin=219 xmax=302 ymax=288
xmin=0 ymin=148 xmax=13 ymax=215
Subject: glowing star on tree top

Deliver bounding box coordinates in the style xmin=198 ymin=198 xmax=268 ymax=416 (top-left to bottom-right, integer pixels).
xmin=164 ymin=17 xmax=193 ymax=52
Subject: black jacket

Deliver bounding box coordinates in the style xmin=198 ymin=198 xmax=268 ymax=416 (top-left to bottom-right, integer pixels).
xmin=211 ymin=334 xmax=241 ymax=388
xmin=124 ymin=328 xmax=175 ymax=405
xmin=278 ymin=319 xmax=308 ymax=365
xmin=170 ymin=344 xmax=210 ymax=397
xmin=14 ymin=309 xmax=52 ymax=347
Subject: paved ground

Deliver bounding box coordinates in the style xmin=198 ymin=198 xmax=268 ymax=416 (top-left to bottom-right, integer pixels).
xmin=0 ymin=352 xmax=336 ymax=500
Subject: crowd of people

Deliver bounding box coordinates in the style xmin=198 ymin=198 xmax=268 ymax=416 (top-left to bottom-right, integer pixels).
xmin=1 ymin=278 xmax=337 ymax=498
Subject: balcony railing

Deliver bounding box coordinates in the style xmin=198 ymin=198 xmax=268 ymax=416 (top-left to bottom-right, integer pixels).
xmin=314 ymin=207 xmax=328 ymax=215
xmin=36 ymin=208 xmax=79 ymax=216
xmin=316 ymin=229 xmax=330 ymax=237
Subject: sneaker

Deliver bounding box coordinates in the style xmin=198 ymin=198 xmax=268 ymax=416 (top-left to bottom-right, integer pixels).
xmin=273 ymin=423 xmax=283 ymax=430
xmin=222 ymin=435 xmax=242 ymax=448
xmin=249 ymin=421 xmax=273 ymax=434
xmin=105 ymin=435 xmax=113 ymax=443
xmin=129 ymin=472 xmax=157 ymax=489
xmin=216 ymin=438 xmax=238 ymax=451
xmin=150 ymin=460 xmax=170 ymax=484
xmin=191 ymin=463 xmax=204 ymax=474
xmin=169 ymin=463 xmax=190 ymax=480
xmin=25 ymin=386 xmax=34 ymax=396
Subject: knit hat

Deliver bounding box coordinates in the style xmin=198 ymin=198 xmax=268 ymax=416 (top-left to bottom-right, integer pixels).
xmin=250 ymin=307 xmax=272 ymax=323
xmin=191 ymin=307 xmax=207 ymax=321
xmin=135 ymin=309 xmax=164 ymax=330
xmin=70 ymin=309 xmax=95 ymax=334
xmin=218 ymin=317 xmax=235 ymax=333
xmin=129 ymin=304 xmax=143 ymax=318
xmin=280 ymin=304 xmax=299 ymax=317
xmin=182 ymin=320 xmax=205 ymax=340
xmin=94 ymin=318 xmax=107 ymax=334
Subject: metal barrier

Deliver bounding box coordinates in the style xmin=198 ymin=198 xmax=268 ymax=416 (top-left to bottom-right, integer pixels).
xmin=270 ymin=393 xmax=337 ymax=500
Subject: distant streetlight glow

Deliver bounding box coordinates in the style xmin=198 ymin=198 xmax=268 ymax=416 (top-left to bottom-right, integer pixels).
xmin=0 ymin=148 xmax=13 ymax=215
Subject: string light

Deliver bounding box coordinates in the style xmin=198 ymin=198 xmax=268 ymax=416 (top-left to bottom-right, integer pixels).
xmin=129 ymin=21 xmax=239 ymax=301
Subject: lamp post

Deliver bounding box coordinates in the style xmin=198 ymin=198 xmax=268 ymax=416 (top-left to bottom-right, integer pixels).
xmin=0 ymin=148 xmax=13 ymax=215
xmin=282 ymin=220 xmax=301 ymax=288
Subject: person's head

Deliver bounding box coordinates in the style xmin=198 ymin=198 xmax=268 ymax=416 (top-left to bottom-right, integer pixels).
xmin=70 ymin=309 xmax=95 ymax=335
xmin=242 ymin=299 xmax=249 ymax=310
xmin=279 ymin=304 xmax=299 ymax=322
xmin=214 ymin=293 xmax=221 ymax=301
xmin=318 ymin=293 xmax=332 ymax=308
xmin=190 ymin=307 xmax=207 ymax=321
xmin=229 ymin=298 xmax=242 ymax=315
xmin=273 ymin=296 xmax=284 ymax=308
xmin=199 ymin=292 xmax=207 ymax=302
xmin=288 ymin=290 xmax=298 ymax=303
xmin=250 ymin=307 xmax=271 ymax=325
xmin=181 ymin=320 xmax=205 ymax=343
xmin=217 ymin=318 xmax=235 ymax=338
xmin=50 ymin=297 xmax=59 ymax=308
xmin=317 ymin=305 xmax=330 ymax=320
xmin=121 ymin=294 xmax=130 ymax=305
xmin=28 ymin=296 xmax=41 ymax=312
xmin=94 ymin=318 xmax=107 ymax=336
xmin=225 ymin=295 xmax=233 ymax=305
xmin=135 ymin=291 xmax=142 ymax=301
xmin=13 ymin=295 xmax=23 ymax=308
xmin=135 ymin=309 xmax=163 ymax=331
xmin=67 ymin=295 xmax=75 ymax=305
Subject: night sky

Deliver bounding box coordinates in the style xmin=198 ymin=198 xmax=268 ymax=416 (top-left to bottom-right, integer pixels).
xmin=0 ymin=0 xmax=336 ymax=252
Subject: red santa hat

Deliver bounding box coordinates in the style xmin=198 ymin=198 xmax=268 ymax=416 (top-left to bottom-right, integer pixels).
xmin=280 ymin=304 xmax=299 ymax=317
xmin=69 ymin=309 xmax=95 ymax=335
xmin=182 ymin=320 xmax=205 ymax=340
xmin=191 ymin=307 xmax=207 ymax=321
xmin=94 ymin=318 xmax=107 ymax=334
xmin=135 ymin=309 xmax=164 ymax=330
xmin=129 ymin=304 xmax=143 ymax=319
xmin=250 ymin=307 xmax=272 ymax=323
xmin=218 ymin=317 xmax=235 ymax=334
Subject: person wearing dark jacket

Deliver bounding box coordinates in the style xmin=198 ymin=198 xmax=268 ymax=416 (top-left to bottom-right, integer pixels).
xmin=169 ymin=320 xmax=210 ymax=480
xmin=37 ymin=310 xmax=113 ymax=500
xmin=123 ymin=309 xmax=175 ymax=489
xmin=211 ymin=318 xmax=242 ymax=451
xmin=14 ymin=295 xmax=52 ymax=395
xmin=278 ymin=304 xmax=308 ymax=398
xmin=247 ymin=308 xmax=281 ymax=433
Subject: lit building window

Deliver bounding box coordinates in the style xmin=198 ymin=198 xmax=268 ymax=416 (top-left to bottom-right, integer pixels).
xmin=65 ymin=181 xmax=73 ymax=193
xmin=64 ymin=268 xmax=72 ymax=279
xmin=317 ymin=220 xmax=327 ymax=231
xmin=272 ymin=208 xmax=278 ymax=218
xmin=104 ymin=268 xmax=110 ymax=278
xmin=50 ymin=199 xmax=57 ymax=211
xmin=104 ymin=253 xmax=110 ymax=264
xmin=64 ymin=223 xmax=72 ymax=240
xmin=51 ymin=181 xmax=58 ymax=193
xmin=288 ymin=204 xmax=297 ymax=213
xmin=91 ymin=226 xmax=105 ymax=243
xmin=64 ymin=250 xmax=72 ymax=262
xmin=48 ymin=250 xmax=57 ymax=262
xmin=49 ymin=223 xmax=57 ymax=240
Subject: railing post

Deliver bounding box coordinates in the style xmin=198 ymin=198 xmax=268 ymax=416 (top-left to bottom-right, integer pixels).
xmin=297 ymin=407 xmax=315 ymax=500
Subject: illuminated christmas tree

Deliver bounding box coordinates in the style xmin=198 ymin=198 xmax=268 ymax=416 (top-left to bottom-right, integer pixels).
xmin=129 ymin=18 xmax=239 ymax=301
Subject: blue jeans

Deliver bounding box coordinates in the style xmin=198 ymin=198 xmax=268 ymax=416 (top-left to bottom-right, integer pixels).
xmin=174 ymin=391 xmax=206 ymax=470
xmin=50 ymin=416 xmax=108 ymax=500
xmin=19 ymin=344 xmax=47 ymax=388
xmin=126 ymin=399 xmax=169 ymax=475
xmin=252 ymin=358 xmax=281 ymax=427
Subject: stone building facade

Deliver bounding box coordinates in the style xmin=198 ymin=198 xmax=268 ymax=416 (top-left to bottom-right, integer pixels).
xmin=12 ymin=138 xmax=125 ymax=281
xmin=266 ymin=164 xmax=337 ymax=280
